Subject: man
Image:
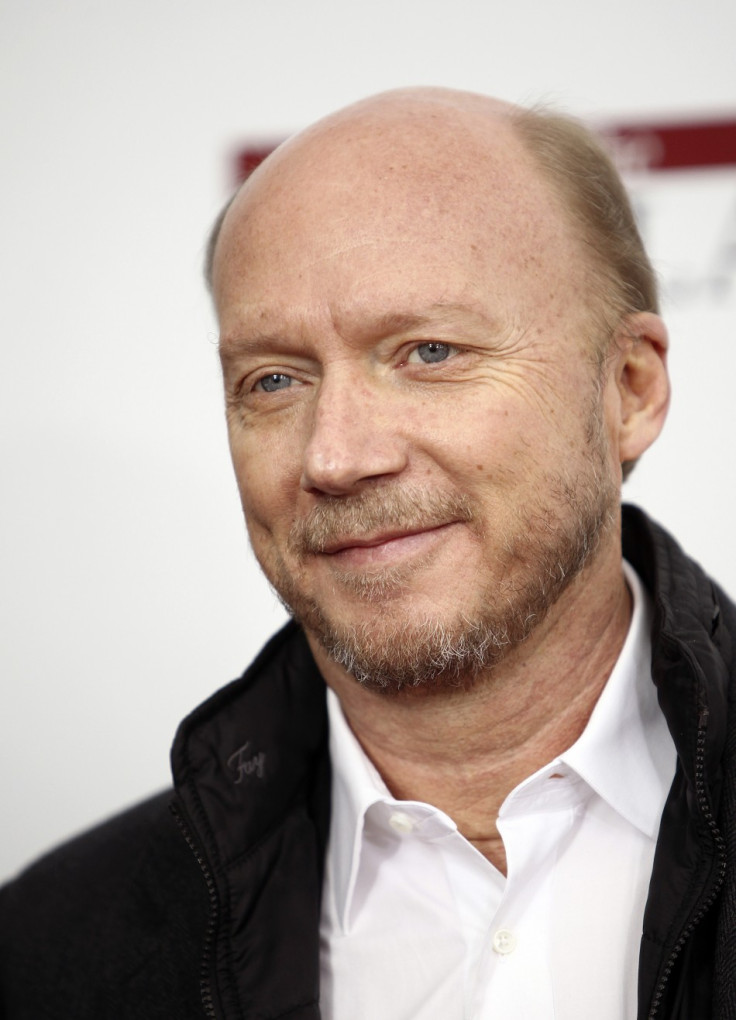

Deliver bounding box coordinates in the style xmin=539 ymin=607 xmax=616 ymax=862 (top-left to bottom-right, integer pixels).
xmin=1 ymin=87 xmax=734 ymax=1019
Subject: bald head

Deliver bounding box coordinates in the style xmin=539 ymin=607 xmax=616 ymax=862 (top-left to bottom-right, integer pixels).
xmin=212 ymin=89 xmax=580 ymax=317
xmin=207 ymin=89 xmax=529 ymax=295
xmin=207 ymin=86 xmax=657 ymax=341
xmin=211 ymin=87 xmax=611 ymax=402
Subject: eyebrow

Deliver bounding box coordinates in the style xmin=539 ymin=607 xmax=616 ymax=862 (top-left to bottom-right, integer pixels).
xmin=218 ymin=301 xmax=499 ymax=361
xmin=218 ymin=331 xmax=295 ymax=363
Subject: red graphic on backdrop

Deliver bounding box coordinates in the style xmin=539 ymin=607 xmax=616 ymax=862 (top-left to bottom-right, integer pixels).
xmin=233 ymin=116 xmax=736 ymax=186
xmin=600 ymin=117 xmax=736 ymax=174
xmin=234 ymin=144 xmax=282 ymax=182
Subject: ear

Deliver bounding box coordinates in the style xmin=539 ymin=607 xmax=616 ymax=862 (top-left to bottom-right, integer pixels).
xmin=612 ymin=312 xmax=670 ymax=465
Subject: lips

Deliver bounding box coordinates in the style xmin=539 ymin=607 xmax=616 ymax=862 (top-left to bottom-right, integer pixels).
xmin=287 ymin=486 xmax=475 ymax=558
xmin=315 ymin=522 xmax=464 ymax=571
xmin=321 ymin=525 xmax=438 ymax=555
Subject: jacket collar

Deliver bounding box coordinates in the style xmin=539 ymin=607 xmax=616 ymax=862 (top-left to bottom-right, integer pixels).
xmin=622 ymin=504 xmax=728 ymax=795
xmin=622 ymin=505 xmax=730 ymax=1016
xmin=171 ymin=621 xmax=330 ymax=1019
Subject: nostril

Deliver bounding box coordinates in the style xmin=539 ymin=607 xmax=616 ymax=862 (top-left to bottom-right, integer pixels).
xmin=300 ymin=377 xmax=408 ymax=495
xmin=300 ymin=434 xmax=408 ymax=496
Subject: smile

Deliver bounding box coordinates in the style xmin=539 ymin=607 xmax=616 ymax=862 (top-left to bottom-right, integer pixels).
xmin=320 ymin=522 xmax=459 ymax=568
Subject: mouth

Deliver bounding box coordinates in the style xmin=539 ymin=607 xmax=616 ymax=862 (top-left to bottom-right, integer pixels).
xmin=287 ymin=486 xmax=476 ymax=567
xmin=321 ymin=525 xmax=439 ymax=555
xmin=319 ymin=522 xmax=460 ymax=567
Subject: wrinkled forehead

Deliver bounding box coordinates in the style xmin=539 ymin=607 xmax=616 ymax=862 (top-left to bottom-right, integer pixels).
xmin=212 ymin=100 xmax=590 ymax=328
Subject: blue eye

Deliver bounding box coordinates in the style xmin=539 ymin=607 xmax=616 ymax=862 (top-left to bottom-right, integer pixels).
xmin=412 ymin=342 xmax=454 ymax=364
xmin=257 ymin=373 xmax=292 ymax=392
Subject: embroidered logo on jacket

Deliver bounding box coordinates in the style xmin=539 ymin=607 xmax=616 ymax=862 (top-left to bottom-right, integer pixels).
xmin=227 ymin=741 xmax=266 ymax=782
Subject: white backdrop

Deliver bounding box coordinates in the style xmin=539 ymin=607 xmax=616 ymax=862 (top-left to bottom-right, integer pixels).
xmin=1 ymin=0 xmax=734 ymax=881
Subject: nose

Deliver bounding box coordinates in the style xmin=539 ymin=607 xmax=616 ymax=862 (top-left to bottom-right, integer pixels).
xmin=300 ymin=370 xmax=408 ymax=496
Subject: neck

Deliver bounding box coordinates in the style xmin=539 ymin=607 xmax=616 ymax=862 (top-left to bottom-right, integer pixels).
xmin=309 ymin=544 xmax=632 ymax=873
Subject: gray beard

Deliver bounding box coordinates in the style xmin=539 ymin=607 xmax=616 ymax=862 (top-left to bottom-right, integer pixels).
xmin=264 ymin=424 xmax=618 ymax=694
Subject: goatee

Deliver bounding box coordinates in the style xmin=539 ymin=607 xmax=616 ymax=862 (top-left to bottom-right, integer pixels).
xmin=264 ymin=466 xmax=618 ymax=694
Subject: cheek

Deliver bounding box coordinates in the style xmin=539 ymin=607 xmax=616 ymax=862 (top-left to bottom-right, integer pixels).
xmin=228 ymin=433 xmax=301 ymax=539
xmin=428 ymin=400 xmax=544 ymax=483
xmin=454 ymin=399 xmax=592 ymax=496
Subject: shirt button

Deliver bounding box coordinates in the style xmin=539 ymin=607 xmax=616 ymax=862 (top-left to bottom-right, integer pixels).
xmin=388 ymin=811 xmax=415 ymax=834
xmin=492 ymin=929 xmax=517 ymax=955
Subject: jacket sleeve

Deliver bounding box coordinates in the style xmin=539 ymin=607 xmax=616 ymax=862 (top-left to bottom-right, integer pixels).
xmin=0 ymin=791 xmax=209 ymax=1019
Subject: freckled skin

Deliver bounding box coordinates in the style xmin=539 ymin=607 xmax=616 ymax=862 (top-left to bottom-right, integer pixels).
xmin=215 ymin=96 xmax=609 ymax=638
xmin=212 ymin=88 xmax=670 ymax=867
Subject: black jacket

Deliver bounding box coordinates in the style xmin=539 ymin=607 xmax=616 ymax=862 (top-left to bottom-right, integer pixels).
xmin=1 ymin=506 xmax=735 ymax=1019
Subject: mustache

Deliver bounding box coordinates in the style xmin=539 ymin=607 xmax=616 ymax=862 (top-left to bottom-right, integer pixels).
xmin=288 ymin=486 xmax=475 ymax=555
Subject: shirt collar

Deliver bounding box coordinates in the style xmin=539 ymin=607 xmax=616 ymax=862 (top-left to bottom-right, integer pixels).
xmin=559 ymin=560 xmax=675 ymax=838
xmin=326 ymin=686 xmax=391 ymax=930
xmin=326 ymin=561 xmax=675 ymax=927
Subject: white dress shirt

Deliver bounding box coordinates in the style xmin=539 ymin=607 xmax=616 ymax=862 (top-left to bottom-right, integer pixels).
xmin=319 ymin=563 xmax=677 ymax=1019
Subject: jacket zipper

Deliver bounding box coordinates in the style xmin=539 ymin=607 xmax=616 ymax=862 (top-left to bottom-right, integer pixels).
xmin=647 ymin=708 xmax=728 ymax=1019
xmin=170 ymin=800 xmax=220 ymax=1020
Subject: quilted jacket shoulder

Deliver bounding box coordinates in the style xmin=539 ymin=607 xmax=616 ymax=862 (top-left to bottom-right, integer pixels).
xmin=0 ymin=792 xmax=208 ymax=1019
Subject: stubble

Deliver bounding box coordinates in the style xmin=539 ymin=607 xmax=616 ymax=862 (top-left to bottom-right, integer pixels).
xmin=261 ymin=433 xmax=618 ymax=693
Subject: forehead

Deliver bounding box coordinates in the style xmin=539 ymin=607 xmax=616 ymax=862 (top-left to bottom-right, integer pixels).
xmin=213 ymin=107 xmax=590 ymax=337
